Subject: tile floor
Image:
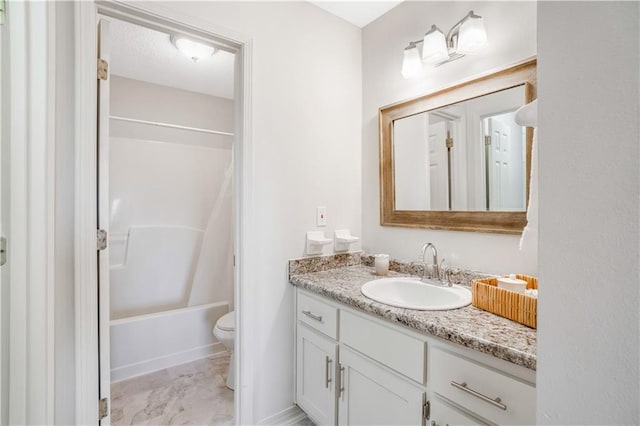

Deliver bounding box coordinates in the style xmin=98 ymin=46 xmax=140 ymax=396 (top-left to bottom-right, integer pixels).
xmin=111 ymin=353 xmax=234 ymax=425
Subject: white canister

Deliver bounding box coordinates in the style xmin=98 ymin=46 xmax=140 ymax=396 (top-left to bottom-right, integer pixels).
xmin=374 ymin=254 xmax=390 ymax=276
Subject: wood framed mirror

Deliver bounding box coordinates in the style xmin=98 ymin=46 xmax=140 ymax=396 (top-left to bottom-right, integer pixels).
xmin=379 ymin=58 xmax=536 ymax=234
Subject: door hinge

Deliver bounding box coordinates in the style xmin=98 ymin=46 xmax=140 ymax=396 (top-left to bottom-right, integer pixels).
xmin=484 ymin=135 xmax=492 ymax=146
xmin=97 ymin=229 xmax=107 ymax=251
xmin=445 ymin=136 xmax=454 ymax=149
xmin=422 ymin=394 xmax=430 ymax=425
xmin=99 ymin=397 xmax=109 ymax=420
xmin=0 ymin=237 xmax=6 ymax=266
xmin=445 ymin=129 xmax=454 ymax=149
xmin=97 ymin=58 xmax=108 ymax=80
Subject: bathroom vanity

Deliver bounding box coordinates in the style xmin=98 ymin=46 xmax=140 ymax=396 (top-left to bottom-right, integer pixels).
xmin=290 ymin=261 xmax=536 ymax=426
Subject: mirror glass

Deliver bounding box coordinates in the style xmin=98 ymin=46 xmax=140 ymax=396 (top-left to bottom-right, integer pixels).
xmin=393 ymin=85 xmax=526 ymax=212
xmin=379 ymin=59 xmax=536 ymax=234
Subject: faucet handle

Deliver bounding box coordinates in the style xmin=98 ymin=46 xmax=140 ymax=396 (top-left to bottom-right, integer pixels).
xmin=409 ymin=261 xmax=425 ymax=275
xmin=439 ymin=258 xmax=452 ymax=286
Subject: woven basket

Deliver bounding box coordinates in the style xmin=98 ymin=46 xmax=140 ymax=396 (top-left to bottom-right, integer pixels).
xmin=471 ymin=275 xmax=538 ymax=328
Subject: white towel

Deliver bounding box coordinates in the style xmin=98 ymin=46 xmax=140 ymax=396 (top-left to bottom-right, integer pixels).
xmin=519 ymin=128 xmax=538 ymax=258
xmin=515 ymin=99 xmax=537 ymax=127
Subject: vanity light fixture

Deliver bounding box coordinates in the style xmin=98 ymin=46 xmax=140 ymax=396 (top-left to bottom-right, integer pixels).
xmin=421 ymin=25 xmax=449 ymax=64
xmin=456 ymin=11 xmax=488 ymax=54
xmin=401 ymin=10 xmax=488 ymax=79
xmin=171 ymin=35 xmax=218 ymax=62
xmin=401 ymin=42 xmax=423 ymax=79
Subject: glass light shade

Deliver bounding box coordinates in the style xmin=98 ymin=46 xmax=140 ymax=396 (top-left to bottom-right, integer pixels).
xmin=172 ymin=37 xmax=217 ymax=62
xmin=401 ymin=44 xmax=422 ymax=79
xmin=422 ymin=26 xmax=449 ymax=64
xmin=456 ymin=15 xmax=487 ymax=54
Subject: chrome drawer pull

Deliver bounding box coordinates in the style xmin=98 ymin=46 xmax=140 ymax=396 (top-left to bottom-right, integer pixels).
xmin=302 ymin=310 xmax=322 ymax=322
xmin=450 ymin=381 xmax=507 ymax=411
xmin=339 ymin=365 xmax=345 ymax=398
xmin=325 ymin=356 xmax=332 ymax=388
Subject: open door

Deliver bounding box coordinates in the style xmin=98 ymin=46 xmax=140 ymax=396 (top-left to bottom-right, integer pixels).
xmin=97 ymin=18 xmax=112 ymax=424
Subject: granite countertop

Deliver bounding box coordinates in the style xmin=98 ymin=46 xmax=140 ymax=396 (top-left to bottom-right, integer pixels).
xmin=290 ymin=265 xmax=537 ymax=370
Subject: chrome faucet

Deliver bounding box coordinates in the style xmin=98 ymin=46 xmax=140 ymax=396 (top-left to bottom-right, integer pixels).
xmin=420 ymin=243 xmax=451 ymax=286
xmin=421 ymin=243 xmax=439 ymax=281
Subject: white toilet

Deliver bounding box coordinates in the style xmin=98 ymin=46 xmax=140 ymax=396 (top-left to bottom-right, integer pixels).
xmin=213 ymin=311 xmax=235 ymax=390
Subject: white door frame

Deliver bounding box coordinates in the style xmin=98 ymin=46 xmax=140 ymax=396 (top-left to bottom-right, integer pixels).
xmin=4 ymin=1 xmax=56 ymax=424
xmin=74 ymin=1 xmax=255 ymax=424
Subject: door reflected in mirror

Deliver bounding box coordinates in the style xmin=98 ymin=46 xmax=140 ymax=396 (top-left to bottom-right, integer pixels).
xmin=393 ymin=85 xmax=526 ymax=212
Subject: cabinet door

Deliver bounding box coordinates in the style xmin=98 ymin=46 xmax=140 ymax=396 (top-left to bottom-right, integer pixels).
xmin=297 ymin=324 xmax=338 ymax=426
xmin=429 ymin=395 xmax=490 ymax=426
xmin=338 ymin=347 xmax=425 ymax=426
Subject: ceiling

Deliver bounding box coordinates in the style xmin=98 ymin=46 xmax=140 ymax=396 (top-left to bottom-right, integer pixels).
xmin=308 ymin=1 xmax=403 ymax=27
xmin=109 ymin=18 xmax=235 ymax=99
xmin=108 ymin=2 xmax=403 ymax=97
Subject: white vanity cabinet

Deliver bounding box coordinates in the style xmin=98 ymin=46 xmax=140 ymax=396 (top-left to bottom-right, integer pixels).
xmin=429 ymin=347 xmax=536 ymax=425
xmin=337 ymin=347 xmax=425 ymax=425
xmin=295 ymin=292 xmax=339 ymax=425
xmin=294 ymin=288 xmax=536 ymax=426
xmin=296 ymin=325 xmax=337 ymax=425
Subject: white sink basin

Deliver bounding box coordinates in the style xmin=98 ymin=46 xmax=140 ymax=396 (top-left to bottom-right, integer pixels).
xmin=361 ymin=277 xmax=472 ymax=311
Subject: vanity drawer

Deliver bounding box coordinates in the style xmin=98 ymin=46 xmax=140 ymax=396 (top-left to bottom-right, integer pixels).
xmin=297 ymin=291 xmax=338 ymax=340
xmin=430 ymin=394 xmax=490 ymax=426
xmin=430 ymin=347 xmax=535 ymax=425
xmin=340 ymin=310 xmax=425 ymax=383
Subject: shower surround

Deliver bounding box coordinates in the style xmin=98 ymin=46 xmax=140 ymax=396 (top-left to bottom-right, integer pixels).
xmin=108 ymin=76 xmax=234 ymax=381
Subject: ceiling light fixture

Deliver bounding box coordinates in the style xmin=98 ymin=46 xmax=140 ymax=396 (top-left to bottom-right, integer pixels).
xmin=170 ymin=35 xmax=218 ymax=63
xmin=401 ymin=10 xmax=488 ymax=79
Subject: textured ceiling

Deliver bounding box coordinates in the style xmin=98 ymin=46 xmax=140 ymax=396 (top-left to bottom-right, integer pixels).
xmin=309 ymin=1 xmax=403 ymax=27
xmin=109 ymin=18 xmax=235 ymax=99
xmin=108 ymin=2 xmax=403 ymax=97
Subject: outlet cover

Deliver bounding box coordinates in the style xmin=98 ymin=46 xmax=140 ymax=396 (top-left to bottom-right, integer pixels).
xmin=316 ymin=206 xmax=327 ymax=227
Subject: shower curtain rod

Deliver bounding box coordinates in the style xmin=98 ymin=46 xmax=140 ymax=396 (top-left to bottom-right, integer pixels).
xmin=110 ymin=115 xmax=235 ymax=137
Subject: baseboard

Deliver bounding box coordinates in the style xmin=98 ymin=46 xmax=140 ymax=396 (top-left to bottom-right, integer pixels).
xmin=257 ymin=405 xmax=307 ymax=426
xmin=111 ymin=342 xmax=226 ymax=382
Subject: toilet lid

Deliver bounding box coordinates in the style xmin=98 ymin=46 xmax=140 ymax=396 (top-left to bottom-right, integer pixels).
xmin=217 ymin=311 xmax=235 ymax=331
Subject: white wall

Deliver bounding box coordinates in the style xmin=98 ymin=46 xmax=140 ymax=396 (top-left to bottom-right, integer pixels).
xmin=110 ymin=75 xmax=233 ymax=149
xmin=362 ymin=1 xmax=537 ymax=274
xmin=537 ymin=2 xmax=639 ymax=424
xmin=141 ymin=2 xmax=363 ymax=422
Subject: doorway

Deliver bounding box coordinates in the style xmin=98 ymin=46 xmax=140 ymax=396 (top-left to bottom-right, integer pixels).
xmin=95 ymin=12 xmax=241 ymax=425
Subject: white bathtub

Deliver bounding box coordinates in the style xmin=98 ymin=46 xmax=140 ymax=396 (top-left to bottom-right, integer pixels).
xmin=110 ymin=301 xmax=230 ymax=382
